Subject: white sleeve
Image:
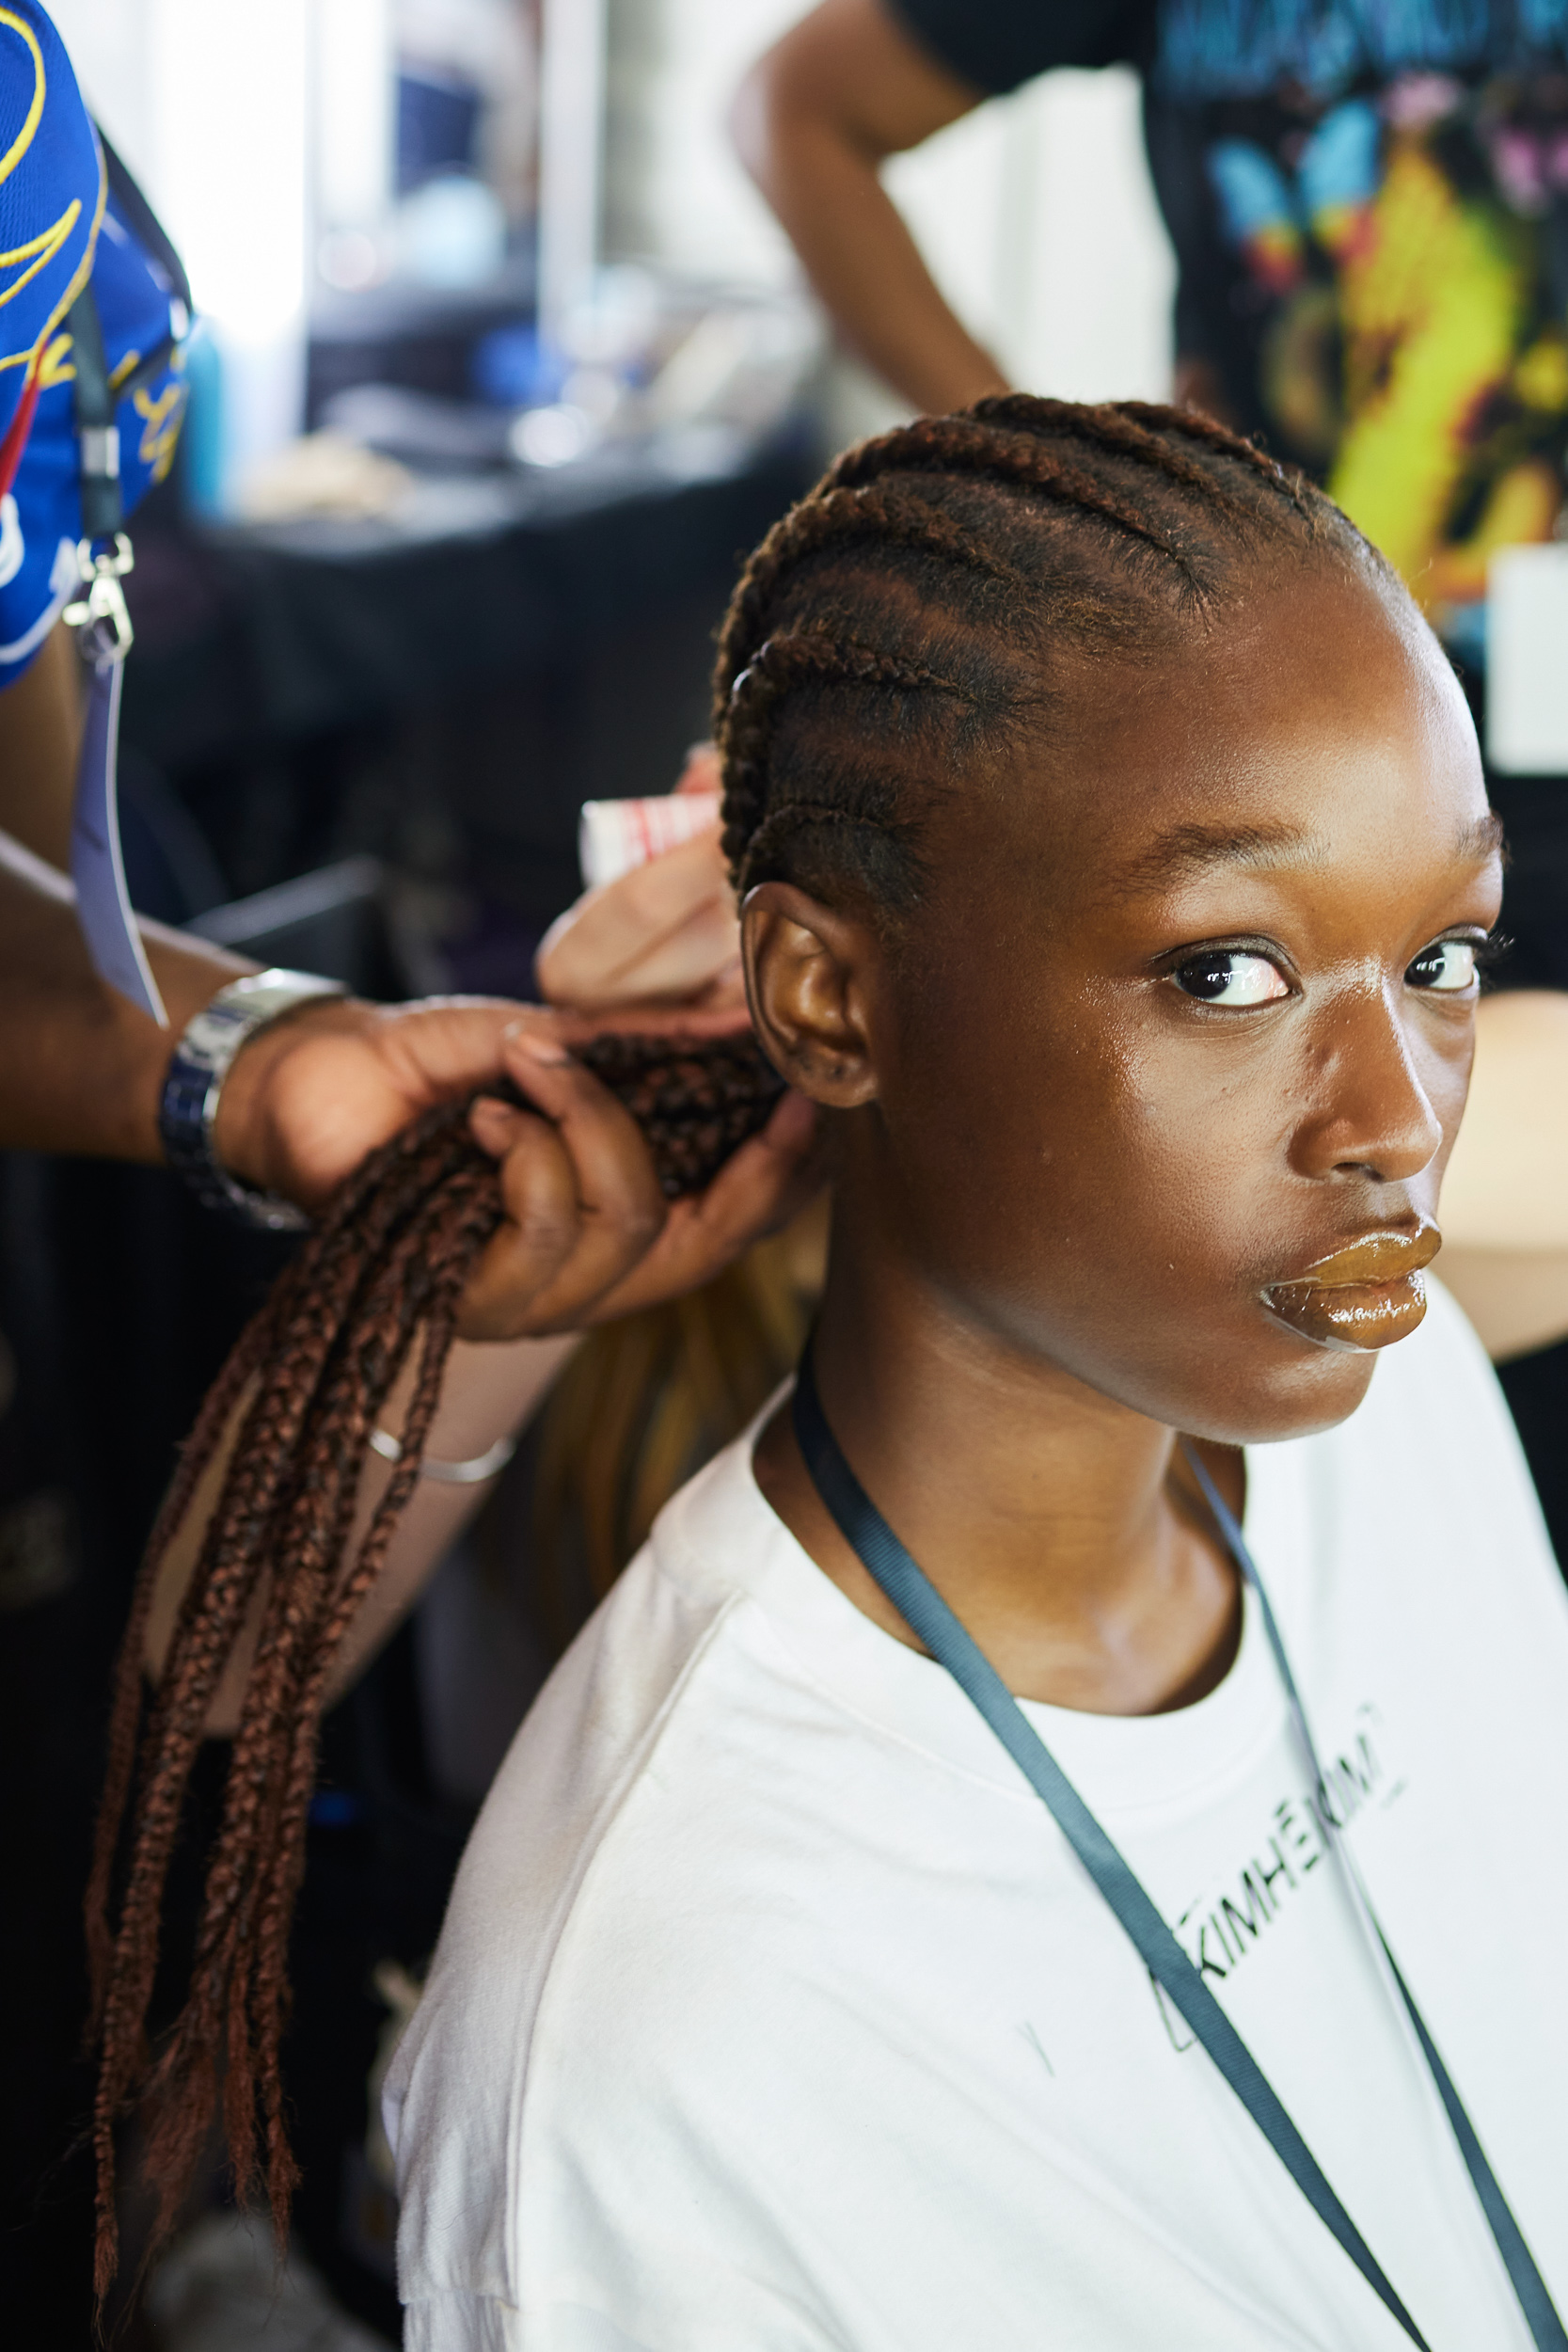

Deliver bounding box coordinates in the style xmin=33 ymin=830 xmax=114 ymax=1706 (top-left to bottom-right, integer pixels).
xmin=403 ymin=2291 xmax=521 ymax=2351
xmin=404 ymin=2293 xmax=664 ymax=2351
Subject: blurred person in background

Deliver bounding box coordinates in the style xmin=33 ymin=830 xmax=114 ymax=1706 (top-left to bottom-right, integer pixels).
xmin=734 ymin=0 xmax=1568 ymax=631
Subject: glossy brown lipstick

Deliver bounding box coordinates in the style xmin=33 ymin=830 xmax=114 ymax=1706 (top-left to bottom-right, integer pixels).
xmin=1263 ymin=1223 xmax=1441 ymax=1352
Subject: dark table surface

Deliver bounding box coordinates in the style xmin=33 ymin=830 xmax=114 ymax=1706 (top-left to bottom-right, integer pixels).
xmin=118 ymin=425 xmax=816 ymax=944
xmin=122 ymin=425 xmax=813 ymax=772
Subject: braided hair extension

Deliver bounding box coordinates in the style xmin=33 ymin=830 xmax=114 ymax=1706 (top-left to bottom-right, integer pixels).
xmin=714 ymin=396 xmax=1390 ymax=910
xmin=86 ymin=1032 xmax=783 ymax=2301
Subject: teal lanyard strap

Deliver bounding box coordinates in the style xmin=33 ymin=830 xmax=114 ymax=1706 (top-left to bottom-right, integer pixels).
xmin=791 ymin=1352 xmax=1564 ymax=2351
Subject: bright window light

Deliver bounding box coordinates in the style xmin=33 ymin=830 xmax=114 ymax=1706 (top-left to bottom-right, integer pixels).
xmin=316 ymin=0 xmax=391 ymax=231
xmin=149 ymin=0 xmax=309 ymax=343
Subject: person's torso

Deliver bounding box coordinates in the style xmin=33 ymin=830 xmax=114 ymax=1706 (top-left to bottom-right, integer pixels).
xmin=0 ymin=142 xmax=189 ymax=673
xmin=1144 ymin=0 xmax=1568 ymax=668
xmin=389 ymin=1285 xmax=1568 ymax=2349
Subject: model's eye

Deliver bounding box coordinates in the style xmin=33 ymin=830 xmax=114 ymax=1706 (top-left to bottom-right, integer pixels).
xmin=1170 ymin=950 xmax=1290 ymax=1006
xmin=1406 ymin=940 xmax=1478 ymax=993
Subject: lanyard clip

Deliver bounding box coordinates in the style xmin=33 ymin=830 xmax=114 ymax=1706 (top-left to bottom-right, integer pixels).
xmin=63 ymin=532 xmax=135 ymax=665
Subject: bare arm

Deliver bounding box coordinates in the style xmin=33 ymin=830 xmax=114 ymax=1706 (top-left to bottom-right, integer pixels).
xmin=146 ymin=1329 xmax=580 ymax=1731
xmin=0 ymin=823 xmax=261 ymax=1160
xmin=0 ymin=622 xmax=85 ymax=868
xmin=1438 ymin=990 xmax=1568 ymax=1362
xmin=732 ymin=0 xmax=1007 ymax=415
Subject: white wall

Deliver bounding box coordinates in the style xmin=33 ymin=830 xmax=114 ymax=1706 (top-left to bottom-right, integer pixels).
xmin=49 ymin=0 xmax=325 ymax=491
xmin=45 ymin=0 xmax=157 ymax=187
xmin=613 ymin=0 xmax=1175 ymax=427
xmin=45 ymin=0 xmax=312 ymax=340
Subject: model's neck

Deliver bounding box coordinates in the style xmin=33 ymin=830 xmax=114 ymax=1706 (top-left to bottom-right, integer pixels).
xmin=752 ymin=1223 xmax=1243 ymax=1715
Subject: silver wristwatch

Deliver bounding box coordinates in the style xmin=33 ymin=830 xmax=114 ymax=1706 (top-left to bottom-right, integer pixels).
xmin=157 ymin=968 xmax=348 ymax=1231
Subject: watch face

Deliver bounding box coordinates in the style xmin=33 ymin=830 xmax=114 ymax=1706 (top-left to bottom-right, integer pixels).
xmin=182 ymin=1004 xmax=246 ymax=1069
xmin=157 ymin=977 xmax=337 ymax=1233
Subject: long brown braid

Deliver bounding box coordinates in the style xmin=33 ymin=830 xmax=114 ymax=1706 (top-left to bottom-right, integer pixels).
xmin=86 ymin=1034 xmax=783 ymax=2301
xmin=86 ymin=1104 xmax=502 ymax=2299
xmin=713 ymin=396 xmax=1390 ymax=909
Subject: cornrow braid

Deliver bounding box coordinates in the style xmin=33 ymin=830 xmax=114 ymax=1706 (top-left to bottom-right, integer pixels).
xmin=1109 ymin=398 xmax=1320 ymax=524
xmin=717 ymin=477 xmax=1032 ymax=728
xmin=821 ymin=412 xmax=1210 ymax=585
xmin=722 ymin=628 xmax=974 ymax=893
xmin=974 ymin=394 xmax=1280 ymax=515
xmin=714 ymin=395 xmax=1386 ymax=916
xmin=790 ymin=481 xmax=1033 ymax=596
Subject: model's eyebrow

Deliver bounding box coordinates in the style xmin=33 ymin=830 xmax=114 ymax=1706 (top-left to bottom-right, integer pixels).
xmin=1455 ymin=809 xmax=1506 ymax=864
xmin=1113 ymin=809 xmax=1506 ymax=895
xmin=1111 ymin=821 xmax=1328 ymax=896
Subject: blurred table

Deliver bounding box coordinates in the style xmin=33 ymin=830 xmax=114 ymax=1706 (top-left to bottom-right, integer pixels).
xmin=120 ymin=426 xmax=815 ymax=954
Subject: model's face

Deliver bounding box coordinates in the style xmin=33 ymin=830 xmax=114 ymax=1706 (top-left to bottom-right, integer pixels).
xmin=748 ymin=561 xmax=1500 ymax=1444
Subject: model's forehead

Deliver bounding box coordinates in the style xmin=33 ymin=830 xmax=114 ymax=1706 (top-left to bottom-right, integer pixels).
xmin=982 ymin=562 xmax=1487 ymax=894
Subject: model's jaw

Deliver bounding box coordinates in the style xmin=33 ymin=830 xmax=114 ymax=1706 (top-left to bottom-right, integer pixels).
xmin=1260 ymin=1221 xmax=1441 ymax=1352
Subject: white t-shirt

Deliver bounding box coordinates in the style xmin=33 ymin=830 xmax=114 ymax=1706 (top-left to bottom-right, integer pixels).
xmin=388 ymin=1282 xmax=1568 ymax=2351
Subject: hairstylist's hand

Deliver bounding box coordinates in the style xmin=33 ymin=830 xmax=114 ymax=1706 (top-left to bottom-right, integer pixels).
xmin=457 ymin=1008 xmax=820 ymax=1342
xmin=210 ymin=992 xmax=579 ymax=1215
xmin=535 ymin=744 xmax=744 ymax=1011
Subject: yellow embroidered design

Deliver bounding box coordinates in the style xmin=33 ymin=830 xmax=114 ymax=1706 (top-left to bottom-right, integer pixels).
xmin=135 ymin=374 xmax=186 ymax=482
xmin=0 ymin=9 xmax=105 ymax=384
xmin=0 ymin=6 xmax=45 ymax=189
xmin=36 ymin=325 xmax=72 ymax=386
xmin=0 ymin=196 xmax=80 ymax=314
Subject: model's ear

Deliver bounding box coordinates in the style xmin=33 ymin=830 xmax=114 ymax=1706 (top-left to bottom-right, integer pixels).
xmin=742 ymin=882 xmax=880 ymax=1108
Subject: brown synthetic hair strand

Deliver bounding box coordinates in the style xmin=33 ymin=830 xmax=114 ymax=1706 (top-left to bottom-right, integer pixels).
xmin=86 ymin=1103 xmax=505 ymax=2304
xmin=86 ymin=1034 xmax=784 ymax=2309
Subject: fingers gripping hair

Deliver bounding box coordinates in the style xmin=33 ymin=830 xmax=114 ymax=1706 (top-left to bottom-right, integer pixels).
xmin=714 ymin=395 xmax=1374 ymax=915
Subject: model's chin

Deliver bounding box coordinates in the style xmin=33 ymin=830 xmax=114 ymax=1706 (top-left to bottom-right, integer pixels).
xmin=1155 ymin=1302 xmax=1390 ymax=1448
xmin=1260 ymin=1269 xmax=1428 ymax=1353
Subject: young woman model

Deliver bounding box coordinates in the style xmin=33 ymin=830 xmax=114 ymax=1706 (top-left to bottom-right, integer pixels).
xmin=374 ymin=398 xmax=1568 ymax=2350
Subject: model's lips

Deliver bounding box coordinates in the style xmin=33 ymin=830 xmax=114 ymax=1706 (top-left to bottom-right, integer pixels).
xmin=1262 ymin=1223 xmax=1441 ymax=1352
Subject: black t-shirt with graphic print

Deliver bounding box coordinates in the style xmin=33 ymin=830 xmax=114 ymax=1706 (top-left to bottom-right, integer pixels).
xmin=892 ymin=0 xmax=1568 ymax=674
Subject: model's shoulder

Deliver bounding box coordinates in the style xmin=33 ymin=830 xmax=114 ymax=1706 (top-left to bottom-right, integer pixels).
xmin=386 ymin=1427 xmax=803 ymax=2301
xmin=438 ymin=1429 xmax=774 ymax=1946
xmin=387 ymin=1434 xmax=781 ymax=2053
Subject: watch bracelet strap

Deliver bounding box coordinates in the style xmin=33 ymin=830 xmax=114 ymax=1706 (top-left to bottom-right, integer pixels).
xmin=158 ymin=968 xmax=348 ymax=1232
